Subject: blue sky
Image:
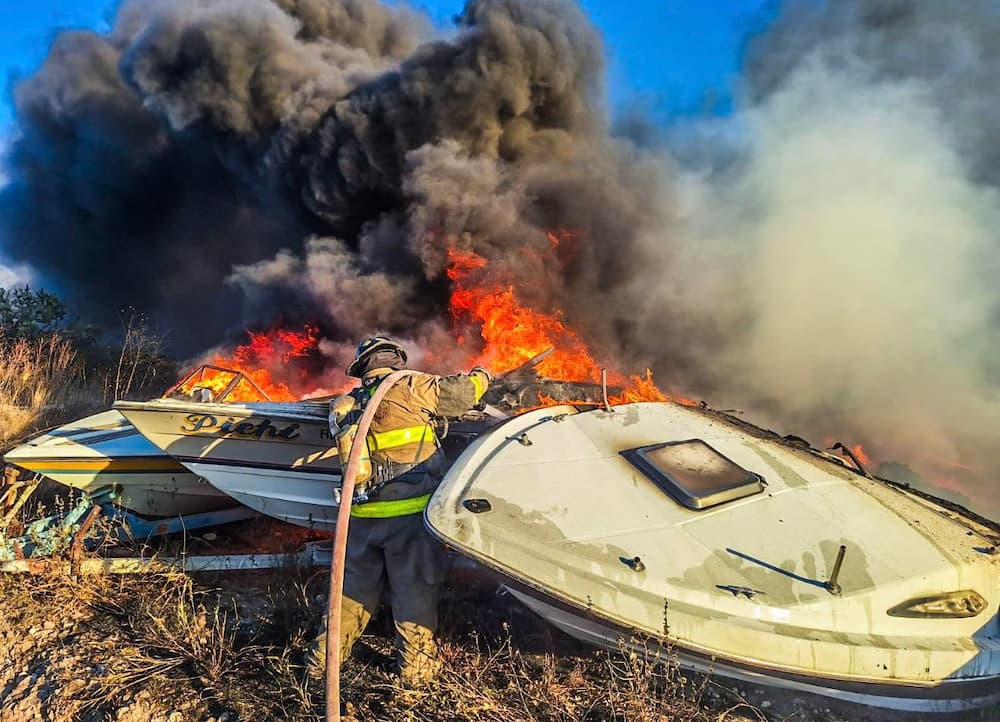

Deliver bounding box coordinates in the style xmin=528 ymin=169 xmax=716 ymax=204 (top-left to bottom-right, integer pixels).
xmin=0 ymin=0 xmax=773 ymax=130
xmin=0 ymin=2 xmax=113 ymax=129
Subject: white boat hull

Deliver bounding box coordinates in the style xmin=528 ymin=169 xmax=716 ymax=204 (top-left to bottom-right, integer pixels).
xmin=5 ymin=410 xmax=235 ymax=517
xmin=426 ymin=402 xmax=1000 ymax=713
xmin=118 ymin=394 xmax=1000 ymax=710
xmin=116 ymin=399 xmax=342 ymax=529
xmin=505 ymin=588 xmax=1000 ymax=714
xmin=185 ymin=461 xmax=339 ymax=530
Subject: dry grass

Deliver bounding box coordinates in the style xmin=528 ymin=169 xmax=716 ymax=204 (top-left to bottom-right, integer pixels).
xmin=330 ymin=585 xmax=767 ymax=722
xmin=346 ymin=632 xmax=729 ymax=722
xmin=0 ymin=334 xmax=103 ymax=444
xmin=10 ymin=531 xmax=993 ymax=722
xmin=0 ymin=555 xmax=771 ymax=722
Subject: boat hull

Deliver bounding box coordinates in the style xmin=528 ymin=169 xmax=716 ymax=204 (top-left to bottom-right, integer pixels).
xmin=5 ymin=410 xmax=235 ymax=517
xmin=184 ymin=461 xmax=339 ymax=529
xmin=115 ymin=400 xmax=342 ymax=529
xmin=426 ymin=402 xmax=1000 ymax=713
xmin=506 ymin=587 xmax=1000 ymax=714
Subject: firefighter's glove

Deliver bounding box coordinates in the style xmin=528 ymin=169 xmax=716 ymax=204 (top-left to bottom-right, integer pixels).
xmin=469 ymin=367 xmax=492 ymax=403
xmin=329 ymin=394 xmax=358 ymax=435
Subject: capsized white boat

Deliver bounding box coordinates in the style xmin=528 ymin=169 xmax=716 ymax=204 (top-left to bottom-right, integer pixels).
xmin=114 ymin=398 xmax=341 ymax=528
xmin=425 ymin=402 xmax=1000 ymax=713
xmin=4 ymin=409 xmax=234 ymax=517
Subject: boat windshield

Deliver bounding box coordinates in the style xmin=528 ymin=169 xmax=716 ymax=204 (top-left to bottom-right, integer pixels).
xmin=621 ymin=439 xmax=764 ymax=510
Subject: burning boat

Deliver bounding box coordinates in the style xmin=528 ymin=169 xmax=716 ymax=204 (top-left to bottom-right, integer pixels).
xmin=3 ymin=365 xmax=269 ymax=518
xmin=424 ymin=401 xmax=1000 ymax=714
xmin=107 ymin=320 xmax=1000 ymax=713
xmin=113 ymin=397 xmax=341 ymax=528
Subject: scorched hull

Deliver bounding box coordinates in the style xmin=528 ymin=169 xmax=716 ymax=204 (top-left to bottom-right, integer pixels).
xmin=426 ymin=402 xmax=1000 ymax=714
xmin=4 ymin=410 xmax=234 ymax=517
xmin=115 ymin=399 xmax=343 ymax=530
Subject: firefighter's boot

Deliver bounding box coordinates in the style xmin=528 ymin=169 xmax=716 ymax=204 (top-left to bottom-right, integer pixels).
xmin=305 ymin=595 xmax=372 ymax=680
xmin=396 ymin=620 xmax=441 ymax=687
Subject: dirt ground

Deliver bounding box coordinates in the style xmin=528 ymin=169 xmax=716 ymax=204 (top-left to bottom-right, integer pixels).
xmin=0 ymin=517 xmax=996 ymax=722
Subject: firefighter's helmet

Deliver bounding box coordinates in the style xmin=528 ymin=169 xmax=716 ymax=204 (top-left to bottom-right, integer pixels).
xmin=346 ymin=335 xmax=408 ymax=378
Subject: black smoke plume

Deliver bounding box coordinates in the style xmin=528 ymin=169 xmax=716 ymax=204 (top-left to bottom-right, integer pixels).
xmin=1 ymin=0 xmax=638 ymax=366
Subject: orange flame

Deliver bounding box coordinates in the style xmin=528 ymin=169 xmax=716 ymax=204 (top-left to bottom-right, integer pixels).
xmin=447 ymin=248 xmax=691 ymax=405
xmin=448 ymin=248 xmax=615 ymax=384
xmin=822 ymin=438 xmax=875 ymax=471
xmin=850 ymin=444 xmax=871 ymax=468
xmin=177 ymin=325 xmax=319 ymax=402
xmin=175 ymin=243 xmax=691 ymax=408
xmin=610 ymin=370 xmax=697 ymax=406
xmin=533 ymin=370 xmax=696 ymax=409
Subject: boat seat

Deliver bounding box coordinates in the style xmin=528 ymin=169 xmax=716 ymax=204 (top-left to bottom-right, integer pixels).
xmin=621 ymin=439 xmax=764 ymax=510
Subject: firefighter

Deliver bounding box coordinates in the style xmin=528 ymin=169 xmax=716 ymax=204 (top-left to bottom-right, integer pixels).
xmin=307 ymin=335 xmax=492 ymax=686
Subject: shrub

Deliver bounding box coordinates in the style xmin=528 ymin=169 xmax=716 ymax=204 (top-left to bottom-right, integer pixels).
xmin=0 ymin=286 xmax=66 ymax=339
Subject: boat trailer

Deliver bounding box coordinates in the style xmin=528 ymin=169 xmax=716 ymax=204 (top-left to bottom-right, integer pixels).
xmin=0 ymin=467 xmax=310 ymax=575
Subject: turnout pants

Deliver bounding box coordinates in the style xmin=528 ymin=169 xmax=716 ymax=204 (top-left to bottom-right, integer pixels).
xmin=309 ymin=511 xmax=448 ymax=684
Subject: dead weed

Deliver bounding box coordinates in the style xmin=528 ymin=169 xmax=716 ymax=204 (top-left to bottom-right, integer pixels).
xmin=0 ymin=561 xmax=772 ymax=722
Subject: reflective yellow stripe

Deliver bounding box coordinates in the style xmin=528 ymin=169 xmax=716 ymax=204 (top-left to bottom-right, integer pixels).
xmin=369 ymin=424 xmax=435 ymax=450
xmin=350 ymin=494 xmax=431 ymax=518
xmin=470 ymin=374 xmax=487 ymax=402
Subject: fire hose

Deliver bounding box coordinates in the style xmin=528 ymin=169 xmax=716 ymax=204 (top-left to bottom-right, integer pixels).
xmin=324 ymin=369 xmax=418 ymax=722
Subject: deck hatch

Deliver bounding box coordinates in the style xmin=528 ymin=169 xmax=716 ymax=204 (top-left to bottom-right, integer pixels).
xmin=621 ymin=439 xmax=764 ymax=510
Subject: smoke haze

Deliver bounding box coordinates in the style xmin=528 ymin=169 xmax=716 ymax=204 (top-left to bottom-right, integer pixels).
xmin=647 ymin=60 xmax=1000 ymax=512
xmin=1 ymin=0 xmax=998 ymax=515
xmin=706 ymin=1 xmax=1000 ymax=513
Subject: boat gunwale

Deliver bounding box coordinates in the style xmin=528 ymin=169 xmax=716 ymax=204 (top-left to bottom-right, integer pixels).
xmin=7 ymin=455 xmax=187 ymax=467
xmin=113 ymin=399 xmax=329 ymax=425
